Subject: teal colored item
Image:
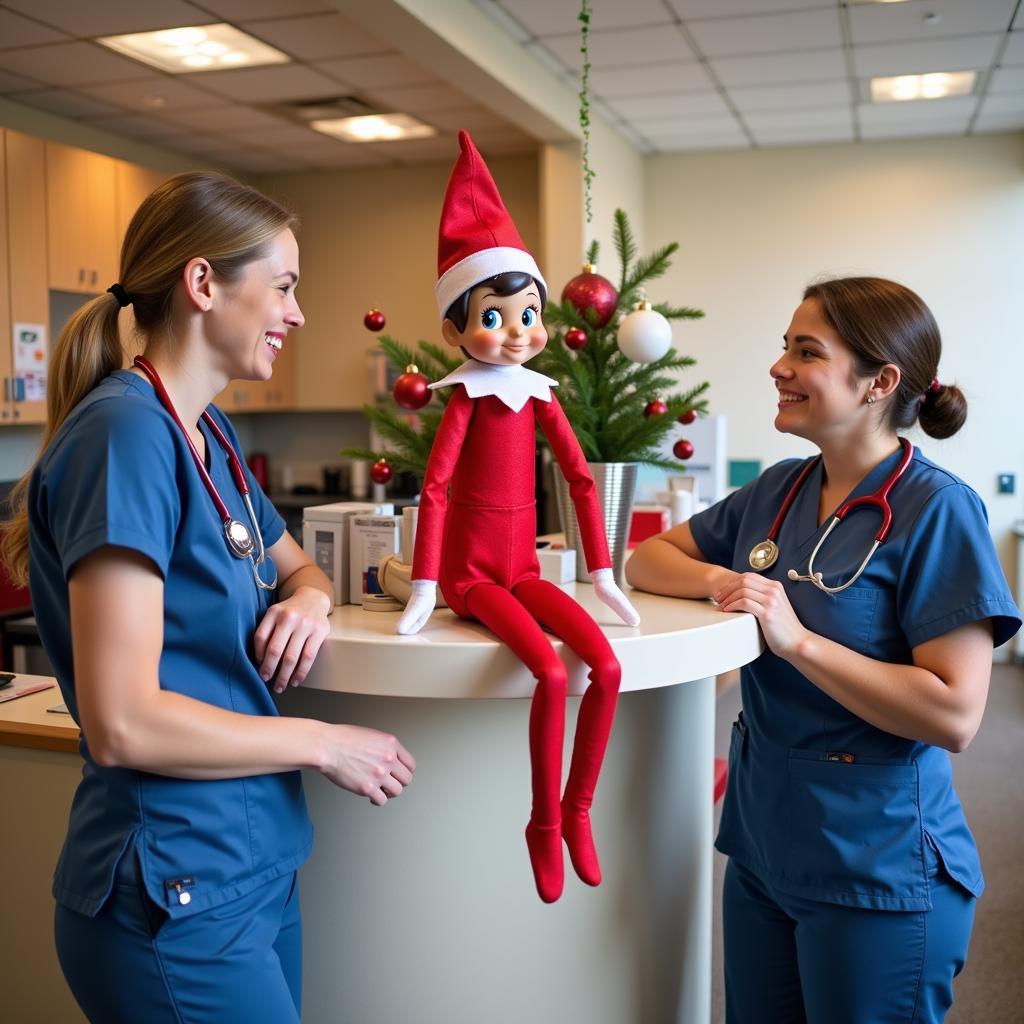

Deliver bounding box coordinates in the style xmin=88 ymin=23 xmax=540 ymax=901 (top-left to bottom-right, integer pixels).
xmin=728 ymin=459 xmax=761 ymax=488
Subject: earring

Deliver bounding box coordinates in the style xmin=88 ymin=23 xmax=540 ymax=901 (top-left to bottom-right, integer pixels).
xmin=866 ymin=395 xmax=876 ymax=405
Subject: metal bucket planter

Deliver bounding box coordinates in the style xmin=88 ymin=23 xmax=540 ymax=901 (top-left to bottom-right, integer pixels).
xmin=552 ymin=462 xmax=638 ymax=585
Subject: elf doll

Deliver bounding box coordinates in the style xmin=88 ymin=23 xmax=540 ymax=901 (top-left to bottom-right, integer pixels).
xmin=397 ymin=131 xmax=640 ymax=904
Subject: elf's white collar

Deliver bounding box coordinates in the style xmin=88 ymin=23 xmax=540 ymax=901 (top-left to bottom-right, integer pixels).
xmin=429 ymin=359 xmax=558 ymax=413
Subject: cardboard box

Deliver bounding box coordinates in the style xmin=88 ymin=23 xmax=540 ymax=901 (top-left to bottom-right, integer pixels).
xmin=537 ymin=546 xmax=576 ymax=585
xmin=303 ymin=502 xmax=393 ymax=606
xmin=349 ymin=514 xmax=403 ymax=604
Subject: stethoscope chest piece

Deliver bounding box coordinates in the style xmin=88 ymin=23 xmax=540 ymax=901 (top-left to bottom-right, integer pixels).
xmin=224 ymin=518 xmax=255 ymax=559
xmin=748 ymin=539 xmax=779 ymax=571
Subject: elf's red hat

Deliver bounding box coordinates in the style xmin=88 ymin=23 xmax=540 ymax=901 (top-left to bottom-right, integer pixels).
xmin=435 ymin=130 xmax=545 ymax=319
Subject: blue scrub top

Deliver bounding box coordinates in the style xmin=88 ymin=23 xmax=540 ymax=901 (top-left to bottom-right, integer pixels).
xmin=29 ymin=370 xmax=313 ymax=919
xmin=690 ymin=446 xmax=1020 ymax=911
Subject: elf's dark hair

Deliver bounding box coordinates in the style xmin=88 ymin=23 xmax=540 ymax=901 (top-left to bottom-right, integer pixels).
xmin=443 ymin=271 xmax=547 ymax=332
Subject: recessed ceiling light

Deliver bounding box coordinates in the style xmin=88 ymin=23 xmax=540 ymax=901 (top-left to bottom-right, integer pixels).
xmin=97 ymin=24 xmax=289 ymax=74
xmin=870 ymin=71 xmax=976 ymax=103
xmin=311 ymin=114 xmax=437 ymax=143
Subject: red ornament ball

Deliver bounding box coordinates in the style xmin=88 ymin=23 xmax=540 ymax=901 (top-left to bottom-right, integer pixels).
xmin=678 ymin=409 xmax=697 ymax=425
xmin=370 ymin=459 xmax=393 ymax=484
xmin=363 ymin=308 xmax=386 ymax=332
xmin=561 ymin=265 xmax=619 ymax=329
xmin=564 ymin=326 xmax=588 ymax=350
xmin=673 ymin=439 xmax=695 ymax=461
xmin=393 ymin=364 xmax=431 ymax=410
xmin=644 ymin=400 xmax=668 ymax=417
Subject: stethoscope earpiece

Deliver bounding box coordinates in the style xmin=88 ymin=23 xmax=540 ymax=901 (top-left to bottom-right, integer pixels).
xmin=786 ymin=569 xmax=799 ymax=581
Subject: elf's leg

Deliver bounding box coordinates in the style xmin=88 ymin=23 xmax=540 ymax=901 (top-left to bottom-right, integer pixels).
xmin=464 ymin=582 xmax=568 ymax=903
xmin=512 ymin=578 xmax=621 ymax=887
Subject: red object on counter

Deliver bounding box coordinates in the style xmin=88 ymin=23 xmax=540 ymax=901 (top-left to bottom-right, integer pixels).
xmin=247 ymin=453 xmax=268 ymax=490
xmin=628 ymin=506 xmax=671 ymax=547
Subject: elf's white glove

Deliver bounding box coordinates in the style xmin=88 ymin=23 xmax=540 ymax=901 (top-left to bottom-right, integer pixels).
xmin=590 ymin=568 xmax=641 ymax=627
xmin=396 ymin=580 xmax=437 ymax=635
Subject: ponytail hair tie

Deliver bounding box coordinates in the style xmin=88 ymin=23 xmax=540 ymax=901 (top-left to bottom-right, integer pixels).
xmin=107 ymin=283 xmax=132 ymax=308
xmin=921 ymin=377 xmax=941 ymax=402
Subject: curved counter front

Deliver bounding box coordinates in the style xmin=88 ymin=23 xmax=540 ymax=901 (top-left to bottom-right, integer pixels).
xmin=279 ymin=587 xmax=762 ymax=1024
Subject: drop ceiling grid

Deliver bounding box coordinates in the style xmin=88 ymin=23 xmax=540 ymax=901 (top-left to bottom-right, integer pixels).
xmin=481 ymin=0 xmax=1024 ymax=152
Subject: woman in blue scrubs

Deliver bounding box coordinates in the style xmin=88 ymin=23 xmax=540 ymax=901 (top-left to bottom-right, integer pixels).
xmin=627 ymin=277 xmax=1021 ymax=1023
xmin=0 ymin=172 xmax=416 ymax=1024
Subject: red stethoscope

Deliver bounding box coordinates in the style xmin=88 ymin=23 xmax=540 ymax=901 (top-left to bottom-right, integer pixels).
xmin=133 ymin=356 xmax=277 ymax=591
xmin=748 ymin=437 xmax=914 ymax=594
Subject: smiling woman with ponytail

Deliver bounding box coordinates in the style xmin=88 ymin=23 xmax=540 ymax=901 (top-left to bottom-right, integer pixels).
xmin=0 ymin=171 xmax=415 ymax=1024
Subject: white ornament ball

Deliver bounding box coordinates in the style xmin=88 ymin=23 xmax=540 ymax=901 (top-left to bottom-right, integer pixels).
xmin=617 ymin=307 xmax=672 ymax=363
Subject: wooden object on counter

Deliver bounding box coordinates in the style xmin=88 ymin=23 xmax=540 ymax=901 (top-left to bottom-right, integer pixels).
xmin=0 ymin=677 xmax=78 ymax=754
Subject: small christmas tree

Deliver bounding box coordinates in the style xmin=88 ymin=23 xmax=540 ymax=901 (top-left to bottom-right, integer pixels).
xmin=532 ymin=208 xmax=708 ymax=471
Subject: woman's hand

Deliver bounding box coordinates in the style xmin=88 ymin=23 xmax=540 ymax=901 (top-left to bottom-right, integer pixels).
xmin=320 ymin=725 xmax=417 ymax=806
xmin=254 ymin=586 xmax=331 ymax=692
xmin=713 ymin=573 xmax=810 ymax=660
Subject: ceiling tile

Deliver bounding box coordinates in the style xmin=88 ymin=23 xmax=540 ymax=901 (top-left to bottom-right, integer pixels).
xmin=977 ymin=92 xmax=1024 ymax=115
xmin=86 ymin=113 xmax=197 ymax=140
xmin=226 ymin=123 xmax=340 ymax=149
xmin=0 ymin=8 xmax=69 ymax=48
xmin=988 ymin=66 xmax=1024 ymax=93
xmin=972 ymin=111 xmax=1024 ymax=131
xmin=240 ymin=13 xmax=387 ymax=61
xmin=607 ymin=91 xmax=732 ymax=121
xmin=0 ymin=69 xmax=41 ymax=93
xmin=750 ymin=124 xmax=855 ymax=146
xmin=197 ymin=1 xmax=334 ymax=18
xmin=628 ymin=114 xmax=741 ymax=136
xmin=162 ymin=104 xmax=292 ymax=132
xmin=687 ymin=9 xmax=842 ymax=58
xmin=77 ymin=77 xmax=212 ymax=113
xmin=860 ymin=119 xmax=969 ymax=140
xmin=158 ymin=132 xmax=248 ymax=156
xmin=858 ymin=95 xmax=977 ymax=126
xmin=849 ymin=0 xmax=1017 ymax=46
xmin=0 ymin=41 xmax=154 ymax=86
xmin=0 ymin=0 xmax=216 ymax=37
xmin=313 ymin=54 xmax=437 ymax=91
xmin=588 ymin=61 xmax=714 ymax=97
xmin=369 ymin=83 xmax=476 ymax=115
xmin=668 ymin=0 xmax=828 ymax=18
xmin=485 ymin=0 xmax=672 ymax=37
xmin=727 ymin=79 xmax=852 ymax=113
xmin=647 ymin=128 xmax=749 ymax=152
xmin=362 ymin=135 xmax=461 ymax=164
xmin=744 ymin=107 xmax=854 ymax=132
xmin=710 ymin=48 xmax=845 ymax=87
xmin=197 ymin=64 xmax=344 ymax=103
xmin=538 ymin=25 xmax=694 ymax=70
xmin=426 ymin=107 xmax=514 ymax=132
xmin=852 ymin=35 xmax=1002 ymax=78
xmin=12 ymin=89 xmax=122 ymax=119
xmin=1003 ymin=32 xmax=1024 ymax=64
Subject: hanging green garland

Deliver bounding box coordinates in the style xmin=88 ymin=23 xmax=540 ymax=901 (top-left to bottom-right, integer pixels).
xmin=578 ymin=0 xmax=595 ymax=224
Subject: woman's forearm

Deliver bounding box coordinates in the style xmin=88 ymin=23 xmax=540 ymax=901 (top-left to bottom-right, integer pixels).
xmin=626 ymin=536 xmax=734 ymax=598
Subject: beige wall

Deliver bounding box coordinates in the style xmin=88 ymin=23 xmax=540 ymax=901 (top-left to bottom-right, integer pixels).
xmin=258 ymin=154 xmax=539 ymax=410
xmin=646 ymin=132 xmax=1024 ymax=580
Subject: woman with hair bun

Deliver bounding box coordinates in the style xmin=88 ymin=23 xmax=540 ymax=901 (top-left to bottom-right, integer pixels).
xmin=627 ymin=277 xmax=1020 ymax=1023
xmin=0 ymin=171 xmax=415 ymax=1023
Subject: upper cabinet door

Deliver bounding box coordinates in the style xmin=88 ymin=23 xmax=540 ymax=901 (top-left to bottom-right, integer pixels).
xmin=46 ymin=142 xmax=119 ymax=294
xmin=115 ymin=161 xmax=171 ymax=245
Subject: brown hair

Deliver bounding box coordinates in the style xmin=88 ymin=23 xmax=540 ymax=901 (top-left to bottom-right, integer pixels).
xmin=0 ymin=171 xmax=297 ymax=586
xmin=803 ymin=276 xmax=966 ymax=440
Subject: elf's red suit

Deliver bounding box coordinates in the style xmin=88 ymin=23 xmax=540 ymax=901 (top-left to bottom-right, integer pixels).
xmin=400 ymin=130 xmax=639 ymax=903
xmin=413 ymin=370 xmax=622 ymax=904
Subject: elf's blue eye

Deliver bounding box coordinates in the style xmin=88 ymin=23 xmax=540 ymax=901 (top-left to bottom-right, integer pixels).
xmin=481 ymin=308 xmax=503 ymax=330
xmin=522 ymin=307 xmax=537 ymax=328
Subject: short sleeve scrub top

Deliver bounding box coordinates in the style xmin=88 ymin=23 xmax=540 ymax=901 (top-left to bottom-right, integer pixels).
xmin=28 ymin=370 xmax=313 ymax=920
xmin=689 ymin=446 xmax=1021 ymax=911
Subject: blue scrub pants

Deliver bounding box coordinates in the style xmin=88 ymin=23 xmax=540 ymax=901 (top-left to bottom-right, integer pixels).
xmin=54 ymin=843 xmax=302 ymax=1024
xmin=723 ymin=858 xmax=975 ymax=1024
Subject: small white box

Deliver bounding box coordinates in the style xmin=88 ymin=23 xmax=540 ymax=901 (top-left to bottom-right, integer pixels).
xmin=537 ymin=546 xmax=576 ymax=584
xmin=303 ymin=501 xmax=393 ymax=606
xmin=349 ymin=514 xmax=402 ymax=604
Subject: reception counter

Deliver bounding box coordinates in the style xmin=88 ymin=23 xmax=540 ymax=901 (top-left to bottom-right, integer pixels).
xmin=279 ymin=585 xmax=761 ymax=1024
xmin=0 ymin=589 xmax=761 ymax=1024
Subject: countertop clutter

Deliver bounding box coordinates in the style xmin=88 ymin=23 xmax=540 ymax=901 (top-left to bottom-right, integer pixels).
xmin=0 ymin=676 xmax=77 ymax=753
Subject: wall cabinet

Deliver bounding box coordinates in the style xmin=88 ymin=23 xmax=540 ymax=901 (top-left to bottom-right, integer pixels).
xmin=45 ymin=141 xmax=119 ymax=295
xmin=215 ymin=348 xmax=295 ymax=413
xmin=2 ymin=130 xmax=48 ymax=426
xmin=114 ymin=160 xmax=170 ymax=245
